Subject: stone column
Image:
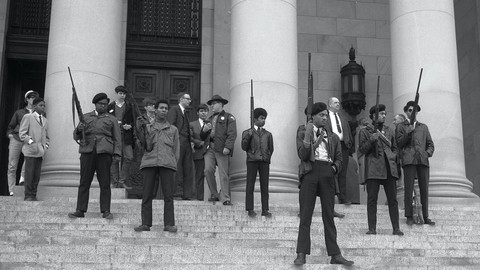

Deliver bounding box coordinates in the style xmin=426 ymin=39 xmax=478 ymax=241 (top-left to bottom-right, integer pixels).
xmin=229 ymin=0 xmax=299 ymax=195
xmin=390 ymin=0 xmax=477 ymax=198
xmin=41 ymin=0 xmax=123 ymax=186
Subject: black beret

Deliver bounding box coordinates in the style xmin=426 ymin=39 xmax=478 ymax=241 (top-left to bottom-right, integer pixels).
xmin=32 ymin=97 xmax=44 ymax=105
xmin=311 ymin=102 xmax=327 ymax=116
xmin=115 ymin=85 xmax=127 ymax=93
xmin=253 ymin=108 xmax=267 ymax=119
xmin=369 ymin=104 xmax=386 ymax=115
xmin=196 ymin=103 xmax=209 ymax=112
xmin=403 ymin=101 xmax=421 ymax=112
xmin=92 ymin=93 xmax=110 ymax=104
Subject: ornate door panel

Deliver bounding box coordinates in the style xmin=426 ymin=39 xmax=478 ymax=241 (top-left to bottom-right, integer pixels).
xmin=126 ymin=68 xmax=200 ymax=120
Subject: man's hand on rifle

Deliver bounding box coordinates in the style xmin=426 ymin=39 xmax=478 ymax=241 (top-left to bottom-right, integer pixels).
xmin=76 ymin=122 xmax=85 ymax=132
xmin=370 ymin=132 xmax=380 ymax=142
xmin=304 ymin=122 xmax=315 ymax=143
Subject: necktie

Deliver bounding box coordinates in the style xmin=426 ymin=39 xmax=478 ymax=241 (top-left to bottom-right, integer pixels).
xmin=39 ymin=115 xmax=43 ymax=126
xmin=334 ymin=113 xmax=342 ymax=133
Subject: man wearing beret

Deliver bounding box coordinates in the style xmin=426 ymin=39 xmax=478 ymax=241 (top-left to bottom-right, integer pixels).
xmin=6 ymin=90 xmax=39 ymax=195
xmin=396 ymin=101 xmax=435 ymax=226
xmin=294 ymin=102 xmax=353 ymax=266
xmin=107 ymin=86 xmax=135 ymax=189
xmin=200 ymin=95 xmax=237 ymax=205
xmin=69 ymin=93 xmax=122 ymax=220
xmin=358 ymin=104 xmax=403 ymax=236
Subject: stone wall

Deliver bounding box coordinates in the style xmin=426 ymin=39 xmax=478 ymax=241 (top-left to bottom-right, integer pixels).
xmin=455 ymin=0 xmax=480 ymax=196
xmin=297 ymin=0 xmax=392 ymax=124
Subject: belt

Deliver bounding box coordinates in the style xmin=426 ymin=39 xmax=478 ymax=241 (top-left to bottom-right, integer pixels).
xmin=314 ymin=160 xmax=331 ymax=165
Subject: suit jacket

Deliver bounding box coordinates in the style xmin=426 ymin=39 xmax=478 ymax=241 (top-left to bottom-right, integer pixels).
xmin=19 ymin=113 xmax=49 ymax=158
xmin=73 ymin=111 xmax=122 ymax=156
xmin=296 ymin=124 xmax=342 ymax=183
xmin=325 ymin=110 xmax=353 ymax=152
xmin=190 ymin=119 xmax=208 ymax=160
xmin=167 ymin=104 xmax=191 ymax=144
xmin=107 ymin=101 xmax=135 ymax=146
xmin=358 ymin=124 xmax=399 ymax=180
xmin=396 ymin=121 xmax=434 ymax=167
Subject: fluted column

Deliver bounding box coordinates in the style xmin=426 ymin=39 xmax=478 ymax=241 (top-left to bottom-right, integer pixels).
xmin=41 ymin=0 xmax=123 ymax=186
xmin=229 ymin=0 xmax=299 ymax=193
xmin=390 ymin=0 xmax=477 ymax=198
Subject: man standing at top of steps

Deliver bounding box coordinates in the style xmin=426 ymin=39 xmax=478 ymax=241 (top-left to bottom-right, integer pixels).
xmin=294 ymin=102 xmax=354 ymax=266
xmin=68 ymin=93 xmax=122 ymax=220
xmin=396 ymin=101 xmax=435 ymax=226
xmin=358 ymin=104 xmax=404 ymax=236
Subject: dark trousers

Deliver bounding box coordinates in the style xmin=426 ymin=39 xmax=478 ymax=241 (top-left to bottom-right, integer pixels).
xmin=403 ymin=164 xmax=430 ymax=218
xmin=174 ymin=140 xmax=194 ymax=199
xmin=296 ymin=161 xmax=340 ymax=256
xmin=194 ymin=159 xmax=205 ymax=200
xmin=366 ymin=177 xmax=400 ymax=231
xmin=24 ymin=157 xmax=43 ymax=199
xmin=245 ymin=161 xmax=270 ymax=212
xmin=76 ymin=151 xmax=112 ymax=213
xmin=337 ymin=141 xmax=350 ymax=202
xmin=141 ymin=167 xmax=175 ymax=227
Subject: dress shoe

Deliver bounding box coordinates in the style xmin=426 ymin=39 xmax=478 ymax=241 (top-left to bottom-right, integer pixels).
xmin=261 ymin=211 xmax=272 ymax=218
xmin=134 ymin=225 xmax=151 ymax=232
xmin=366 ymin=229 xmax=376 ymax=235
xmin=393 ymin=229 xmax=404 ymax=236
xmin=339 ymin=200 xmax=352 ymax=205
xmin=24 ymin=197 xmax=37 ymax=201
xmin=18 ymin=177 xmax=25 ymax=186
xmin=208 ymin=195 xmax=219 ymax=202
xmin=102 ymin=211 xmax=113 ymax=219
xmin=406 ymin=217 xmax=414 ymax=225
xmin=9 ymin=192 xmax=13 ymax=196
xmin=293 ymin=253 xmax=306 ymax=265
xmin=164 ymin=225 xmax=178 ymax=233
xmin=182 ymin=197 xmax=193 ymax=201
xmin=68 ymin=210 xmax=85 ymax=218
xmin=330 ymin=254 xmax=354 ymax=266
xmin=333 ymin=211 xmax=345 ymax=218
xmin=223 ymin=200 xmax=233 ymax=206
xmin=424 ymin=218 xmax=435 ymax=226
xmin=247 ymin=210 xmax=257 ymax=218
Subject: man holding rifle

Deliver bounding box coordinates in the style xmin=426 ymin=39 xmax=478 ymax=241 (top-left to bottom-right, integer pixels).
xmin=396 ymin=100 xmax=435 ymax=226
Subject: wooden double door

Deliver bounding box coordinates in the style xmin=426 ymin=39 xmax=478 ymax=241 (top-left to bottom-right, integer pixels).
xmin=126 ymin=67 xmax=200 ymax=121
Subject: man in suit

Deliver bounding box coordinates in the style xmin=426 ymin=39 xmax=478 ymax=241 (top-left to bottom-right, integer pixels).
xmin=68 ymin=93 xmax=122 ymax=220
xmin=190 ymin=103 xmax=209 ymax=201
xmin=325 ymin=97 xmax=355 ymax=204
xmin=107 ymin=86 xmax=135 ymax=189
xmin=294 ymin=102 xmax=353 ymax=266
xmin=167 ymin=92 xmax=194 ymax=200
xmin=200 ymin=95 xmax=237 ymax=206
xmin=396 ymin=101 xmax=435 ymax=226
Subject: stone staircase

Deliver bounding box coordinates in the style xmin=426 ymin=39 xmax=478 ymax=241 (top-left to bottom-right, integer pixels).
xmin=1 ymin=193 xmax=480 ymax=269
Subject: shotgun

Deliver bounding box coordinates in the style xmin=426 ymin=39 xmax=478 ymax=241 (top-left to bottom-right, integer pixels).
xmin=68 ymin=67 xmax=86 ymax=145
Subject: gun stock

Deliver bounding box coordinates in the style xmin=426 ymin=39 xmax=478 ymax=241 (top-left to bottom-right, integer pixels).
xmin=374 ymin=76 xmax=380 ymax=132
xmin=410 ymin=68 xmax=423 ymax=124
xmin=68 ymin=67 xmax=86 ymax=145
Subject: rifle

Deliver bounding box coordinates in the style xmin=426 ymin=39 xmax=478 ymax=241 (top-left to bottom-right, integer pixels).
xmin=410 ymin=68 xmax=423 ymax=125
xmin=250 ymin=79 xmax=254 ymax=129
xmin=306 ymin=53 xmax=313 ymax=122
xmin=374 ymin=76 xmax=380 ymax=132
xmin=68 ymin=67 xmax=86 ymax=145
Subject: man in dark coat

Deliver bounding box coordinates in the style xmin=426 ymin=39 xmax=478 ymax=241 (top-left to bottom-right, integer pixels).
xmin=167 ymin=92 xmax=195 ymax=200
xmin=358 ymin=104 xmax=403 ymax=236
xmin=107 ymin=85 xmax=135 ymax=189
xmin=325 ymin=97 xmax=355 ymax=204
xmin=396 ymin=101 xmax=435 ymax=226
xmin=200 ymin=95 xmax=237 ymax=206
xmin=68 ymin=93 xmax=122 ymax=220
xmin=190 ymin=103 xmax=210 ymax=201
xmin=294 ymin=102 xmax=353 ymax=266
